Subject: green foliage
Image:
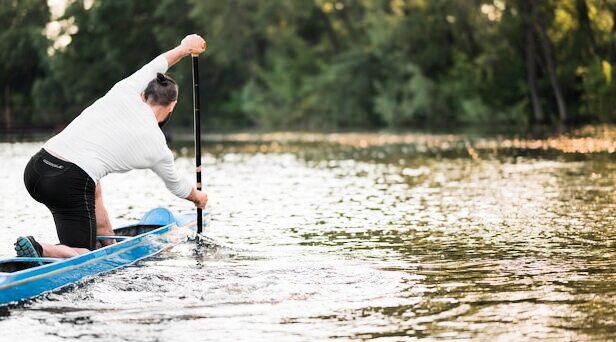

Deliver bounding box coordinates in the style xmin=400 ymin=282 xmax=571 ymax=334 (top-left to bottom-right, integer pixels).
xmin=374 ymin=64 xmax=437 ymax=128
xmin=33 ymin=1 xmax=170 ymax=123
xmin=5 ymin=0 xmax=616 ymax=130
xmin=0 ymin=0 xmax=49 ymax=128
xmin=577 ymin=59 xmax=616 ymax=122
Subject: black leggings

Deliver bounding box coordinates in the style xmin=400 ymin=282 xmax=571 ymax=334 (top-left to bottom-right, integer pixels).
xmin=23 ymin=149 xmax=96 ymax=250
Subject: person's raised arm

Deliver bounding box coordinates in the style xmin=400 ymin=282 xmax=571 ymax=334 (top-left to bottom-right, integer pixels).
xmin=113 ymin=34 xmax=206 ymax=94
xmin=163 ymin=34 xmax=207 ymax=67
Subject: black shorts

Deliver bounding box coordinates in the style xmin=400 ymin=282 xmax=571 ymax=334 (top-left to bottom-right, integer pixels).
xmin=23 ymin=149 xmax=96 ymax=250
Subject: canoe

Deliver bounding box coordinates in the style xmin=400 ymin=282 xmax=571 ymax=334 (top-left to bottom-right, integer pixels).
xmin=0 ymin=207 xmax=204 ymax=306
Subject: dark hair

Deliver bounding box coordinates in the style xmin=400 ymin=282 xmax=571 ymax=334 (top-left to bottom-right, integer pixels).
xmin=144 ymin=73 xmax=178 ymax=106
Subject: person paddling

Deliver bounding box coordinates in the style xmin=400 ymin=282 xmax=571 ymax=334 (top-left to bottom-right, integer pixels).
xmin=16 ymin=34 xmax=209 ymax=259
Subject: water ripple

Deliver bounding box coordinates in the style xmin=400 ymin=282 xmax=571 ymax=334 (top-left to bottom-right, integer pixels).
xmin=0 ymin=140 xmax=614 ymax=341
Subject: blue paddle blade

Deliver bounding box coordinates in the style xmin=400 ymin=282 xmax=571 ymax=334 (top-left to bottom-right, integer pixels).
xmin=139 ymin=208 xmax=177 ymax=226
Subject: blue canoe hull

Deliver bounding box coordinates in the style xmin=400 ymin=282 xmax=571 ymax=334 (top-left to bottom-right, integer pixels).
xmin=0 ymin=208 xmax=201 ymax=306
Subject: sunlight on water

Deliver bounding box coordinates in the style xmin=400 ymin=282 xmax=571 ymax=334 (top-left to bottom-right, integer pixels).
xmin=0 ymin=135 xmax=614 ymax=341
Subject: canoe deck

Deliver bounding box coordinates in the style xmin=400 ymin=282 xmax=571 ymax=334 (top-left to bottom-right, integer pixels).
xmin=0 ymin=208 xmax=201 ymax=306
xmin=0 ymin=224 xmax=164 ymax=274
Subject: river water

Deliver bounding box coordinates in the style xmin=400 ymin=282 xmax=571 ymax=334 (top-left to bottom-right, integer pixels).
xmin=0 ymin=132 xmax=614 ymax=341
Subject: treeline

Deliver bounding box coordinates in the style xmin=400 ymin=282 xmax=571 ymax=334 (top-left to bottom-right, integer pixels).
xmin=2 ymin=0 xmax=616 ymax=131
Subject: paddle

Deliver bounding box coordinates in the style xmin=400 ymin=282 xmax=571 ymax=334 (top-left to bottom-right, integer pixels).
xmin=192 ymin=47 xmax=204 ymax=234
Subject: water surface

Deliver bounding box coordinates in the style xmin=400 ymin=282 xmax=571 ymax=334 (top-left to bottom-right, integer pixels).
xmin=0 ymin=132 xmax=614 ymax=341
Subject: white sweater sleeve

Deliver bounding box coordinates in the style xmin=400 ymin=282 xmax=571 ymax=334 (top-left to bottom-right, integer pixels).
xmin=151 ymin=148 xmax=193 ymax=199
xmin=113 ymin=55 xmax=169 ymax=94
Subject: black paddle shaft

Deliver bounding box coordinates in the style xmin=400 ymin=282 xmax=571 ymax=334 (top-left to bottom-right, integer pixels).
xmin=192 ymin=55 xmax=203 ymax=234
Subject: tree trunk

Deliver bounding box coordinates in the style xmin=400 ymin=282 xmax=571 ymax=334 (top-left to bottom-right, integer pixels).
xmin=317 ymin=9 xmax=340 ymax=53
xmin=536 ymin=11 xmax=568 ymax=123
xmin=520 ymin=0 xmax=545 ymax=124
xmin=340 ymin=7 xmax=358 ymax=43
xmin=575 ymin=0 xmax=596 ymax=55
xmin=3 ymin=85 xmax=12 ymax=130
xmin=525 ymin=28 xmax=545 ymax=123
xmin=463 ymin=23 xmax=480 ymax=59
xmin=607 ymin=3 xmax=616 ymax=61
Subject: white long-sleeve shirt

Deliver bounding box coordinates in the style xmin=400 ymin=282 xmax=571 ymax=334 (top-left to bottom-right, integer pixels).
xmin=43 ymin=56 xmax=193 ymax=198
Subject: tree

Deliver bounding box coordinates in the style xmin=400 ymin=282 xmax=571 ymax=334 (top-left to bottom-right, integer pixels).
xmin=33 ymin=0 xmax=200 ymax=128
xmin=12 ymin=0 xmax=616 ymax=131
xmin=0 ymin=0 xmax=49 ymax=129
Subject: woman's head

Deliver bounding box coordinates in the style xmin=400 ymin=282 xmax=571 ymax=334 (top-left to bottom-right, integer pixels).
xmin=144 ymin=73 xmax=178 ymax=106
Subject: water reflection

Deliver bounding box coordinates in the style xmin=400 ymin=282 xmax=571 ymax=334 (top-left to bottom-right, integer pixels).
xmin=0 ymin=132 xmax=614 ymax=340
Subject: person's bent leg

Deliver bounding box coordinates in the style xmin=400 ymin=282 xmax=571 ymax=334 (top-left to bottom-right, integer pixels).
xmin=22 ymin=149 xmax=97 ymax=255
xmin=47 ymin=171 xmax=97 ymax=251
xmin=15 ymin=236 xmax=88 ymax=259
xmin=40 ymin=243 xmax=89 ymax=258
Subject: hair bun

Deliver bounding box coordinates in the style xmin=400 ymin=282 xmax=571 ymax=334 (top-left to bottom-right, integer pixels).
xmin=156 ymin=73 xmax=168 ymax=85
